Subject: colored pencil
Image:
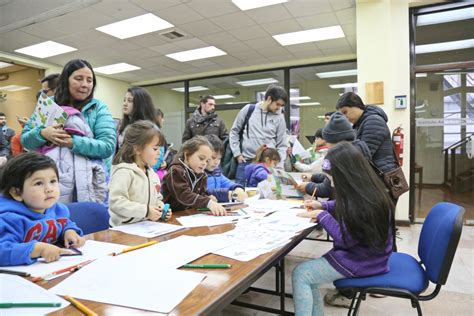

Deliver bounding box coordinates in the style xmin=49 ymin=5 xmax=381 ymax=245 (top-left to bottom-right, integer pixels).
xmin=110 ymin=240 xmax=158 ymax=256
xmin=31 ymin=259 xmax=95 ymax=282
xmin=0 ymin=269 xmax=30 ymax=277
xmin=64 ymin=296 xmax=97 ymax=316
xmin=0 ymin=302 xmax=61 ymax=308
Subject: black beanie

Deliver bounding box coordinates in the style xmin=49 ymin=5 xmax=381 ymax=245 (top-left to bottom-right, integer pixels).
xmin=322 ymin=112 xmax=355 ymax=143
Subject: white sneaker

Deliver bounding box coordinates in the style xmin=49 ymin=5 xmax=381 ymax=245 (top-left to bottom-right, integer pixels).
xmin=324 ymin=289 xmax=352 ymax=308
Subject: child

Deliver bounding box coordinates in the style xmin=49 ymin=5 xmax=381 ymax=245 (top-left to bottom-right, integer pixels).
xmin=294 ymin=128 xmax=329 ymax=173
xmin=292 ymin=142 xmax=394 ymax=315
xmin=205 ymin=135 xmax=247 ymax=202
xmin=244 ymin=145 xmax=280 ymax=187
xmin=0 ymin=152 xmax=85 ymax=266
xmin=108 ymin=120 xmax=172 ymax=227
xmin=162 ymin=136 xmax=226 ymax=216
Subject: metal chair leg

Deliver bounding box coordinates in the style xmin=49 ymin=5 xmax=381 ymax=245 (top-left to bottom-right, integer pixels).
xmin=347 ymin=292 xmax=358 ymax=316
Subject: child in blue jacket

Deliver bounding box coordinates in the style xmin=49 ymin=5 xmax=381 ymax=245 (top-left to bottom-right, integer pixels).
xmin=0 ymin=152 xmax=85 ymax=266
xmin=205 ymin=135 xmax=247 ymax=202
xmin=245 ymin=145 xmax=281 ymax=187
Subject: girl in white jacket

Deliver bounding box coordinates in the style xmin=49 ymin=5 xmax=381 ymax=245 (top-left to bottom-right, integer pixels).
xmin=108 ymin=120 xmax=171 ymax=227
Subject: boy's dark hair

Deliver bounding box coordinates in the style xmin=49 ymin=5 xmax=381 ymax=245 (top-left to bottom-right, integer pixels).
xmin=335 ymin=92 xmax=365 ymax=110
xmin=179 ymin=136 xmax=213 ymax=161
xmin=119 ymin=87 xmax=157 ymax=134
xmin=314 ymin=128 xmax=323 ymax=139
xmin=200 ymin=95 xmax=215 ymax=106
xmin=113 ymin=120 xmax=164 ymax=165
xmin=254 ymin=144 xmax=280 ymax=163
xmin=264 ymin=85 xmax=288 ymax=104
xmin=324 ymin=111 xmax=335 ymax=117
xmin=41 ymin=73 xmax=60 ymax=90
xmin=55 ymin=59 xmax=96 ymax=108
xmin=205 ymin=134 xmax=224 ymax=155
xmin=0 ymin=152 xmax=58 ymax=199
xmin=0 ymin=112 xmax=5 ymax=117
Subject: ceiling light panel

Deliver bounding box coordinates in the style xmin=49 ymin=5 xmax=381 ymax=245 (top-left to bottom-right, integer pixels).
xmin=296 ymin=102 xmax=320 ymax=106
xmin=290 ymin=96 xmax=311 ymax=100
xmin=417 ymin=7 xmax=473 ymax=26
xmin=316 ymin=69 xmax=357 ymax=78
xmin=14 ymin=41 xmax=77 ymax=58
xmin=232 ymin=0 xmax=287 ymax=11
xmin=96 ymin=13 xmax=174 ymax=39
xmin=166 ymin=46 xmax=227 ymax=62
xmin=416 ymin=39 xmax=474 ymax=54
xmin=213 ymin=94 xmax=235 ymax=99
xmin=236 ymin=78 xmax=279 ymax=86
xmin=0 ymin=85 xmax=31 ymax=91
xmin=94 ymin=63 xmax=140 ymax=74
xmin=329 ymin=82 xmax=358 ymax=89
xmin=172 ymin=86 xmax=209 ymax=92
xmin=273 ymin=26 xmax=345 ymax=46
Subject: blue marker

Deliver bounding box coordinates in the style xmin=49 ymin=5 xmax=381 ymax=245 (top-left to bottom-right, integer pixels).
xmin=161 ymin=203 xmax=170 ymax=221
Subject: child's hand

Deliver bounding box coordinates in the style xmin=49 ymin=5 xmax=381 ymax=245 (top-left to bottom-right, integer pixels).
xmin=295 ymin=182 xmax=308 ymax=192
xmin=208 ymin=201 xmax=226 ymax=216
xmin=147 ymin=206 xmax=162 ymax=221
xmin=210 ymin=195 xmax=218 ymax=202
xmin=164 ymin=208 xmax=172 ymax=220
xmin=64 ymin=230 xmax=85 ymax=248
xmin=32 ymin=242 xmax=73 ymax=263
xmin=297 ymin=210 xmax=322 ymax=219
xmin=233 ymin=188 xmax=248 ymax=201
xmin=304 ymin=200 xmax=322 ymax=210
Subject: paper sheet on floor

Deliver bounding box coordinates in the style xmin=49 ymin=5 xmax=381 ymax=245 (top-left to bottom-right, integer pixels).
xmin=49 ymin=255 xmax=205 ymax=314
xmin=0 ymin=240 xmax=125 ymax=277
xmin=0 ymin=274 xmax=69 ymax=316
xmin=110 ymin=221 xmax=186 ymax=238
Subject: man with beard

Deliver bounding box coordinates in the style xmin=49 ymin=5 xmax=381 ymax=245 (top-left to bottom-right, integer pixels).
xmin=0 ymin=112 xmax=15 ymax=158
xmin=182 ymin=95 xmax=228 ymax=143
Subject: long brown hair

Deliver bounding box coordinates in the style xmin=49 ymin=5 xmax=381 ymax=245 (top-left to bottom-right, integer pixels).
xmin=254 ymin=145 xmax=280 ymax=163
xmin=178 ymin=136 xmax=213 ymax=162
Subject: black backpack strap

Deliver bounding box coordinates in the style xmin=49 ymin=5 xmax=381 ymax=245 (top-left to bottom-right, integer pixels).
xmin=240 ymin=104 xmax=256 ymax=139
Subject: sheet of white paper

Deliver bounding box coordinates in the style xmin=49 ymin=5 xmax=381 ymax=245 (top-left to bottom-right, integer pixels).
xmin=287 ymin=172 xmax=305 ymax=185
xmin=0 ymin=274 xmax=69 ymax=316
xmin=176 ymin=213 xmax=245 ymax=227
xmin=110 ymin=221 xmax=186 ymax=238
xmin=292 ymin=138 xmax=311 ymax=158
xmin=49 ymin=256 xmax=205 ymax=314
xmin=0 ymin=240 xmax=125 ymax=277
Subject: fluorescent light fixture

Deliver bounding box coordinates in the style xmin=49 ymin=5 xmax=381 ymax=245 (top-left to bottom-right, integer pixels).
xmin=316 ymin=69 xmax=357 ymax=78
xmin=94 ymin=63 xmax=140 ymax=75
xmin=14 ymin=41 xmax=76 ymax=58
xmin=416 ymin=39 xmax=474 ymax=54
xmin=417 ymin=7 xmax=473 ymax=26
xmin=0 ymin=85 xmax=31 ymax=92
xmin=291 ymin=96 xmax=311 ymax=101
xmin=296 ymin=102 xmax=320 ymax=106
xmin=236 ymin=78 xmax=278 ymax=87
xmin=273 ymin=25 xmax=345 ymax=46
xmin=166 ymin=46 xmax=226 ymax=62
xmin=232 ymin=0 xmax=287 ymax=11
xmin=416 ymin=73 xmax=427 ymax=78
xmin=213 ymin=94 xmax=235 ymax=100
xmin=290 ymin=88 xmax=300 ymax=93
xmin=96 ymin=13 xmax=173 ymax=39
xmin=172 ymin=86 xmax=209 ymax=92
xmin=0 ymin=62 xmax=13 ymax=69
xmin=317 ymin=115 xmax=326 ymax=119
xmin=225 ymin=101 xmax=250 ymax=104
xmin=329 ymin=82 xmax=358 ymax=89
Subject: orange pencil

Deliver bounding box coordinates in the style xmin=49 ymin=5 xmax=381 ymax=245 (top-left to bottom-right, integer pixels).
xmin=110 ymin=240 xmax=157 ymax=256
xmin=64 ymin=295 xmax=97 ymax=316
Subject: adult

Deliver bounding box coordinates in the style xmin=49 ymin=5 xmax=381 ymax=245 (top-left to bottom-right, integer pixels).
xmin=182 ymin=95 xmax=228 ymax=143
xmin=229 ymin=85 xmax=288 ymax=186
xmin=40 ymin=73 xmax=60 ymax=97
xmin=0 ymin=112 xmax=15 ymax=158
xmin=21 ymin=59 xmax=116 ymax=201
xmin=324 ymin=111 xmax=335 ymax=125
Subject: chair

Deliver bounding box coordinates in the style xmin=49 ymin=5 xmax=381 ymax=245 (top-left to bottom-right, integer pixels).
xmin=66 ymin=202 xmax=110 ymax=235
xmin=334 ymin=202 xmax=465 ymax=316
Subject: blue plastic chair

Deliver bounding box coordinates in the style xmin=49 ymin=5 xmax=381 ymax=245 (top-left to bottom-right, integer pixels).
xmin=66 ymin=202 xmax=110 ymax=235
xmin=334 ymin=202 xmax=465 ymax=316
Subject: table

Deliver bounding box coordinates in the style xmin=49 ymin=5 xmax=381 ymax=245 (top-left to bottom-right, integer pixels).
xmin=42 ymin=209 xmax=314 ymax=315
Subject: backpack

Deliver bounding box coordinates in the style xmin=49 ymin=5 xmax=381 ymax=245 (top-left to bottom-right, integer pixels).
xmin=221 ymin=104 xmax=256 ymax=179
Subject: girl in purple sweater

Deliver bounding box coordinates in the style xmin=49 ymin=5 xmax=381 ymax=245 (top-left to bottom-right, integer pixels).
xmin=292 ymin=142 xmax=394 ymax=315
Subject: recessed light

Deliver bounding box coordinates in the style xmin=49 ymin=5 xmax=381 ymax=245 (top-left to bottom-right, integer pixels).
xmin=296 ymin=102 xmax=321 ymax=106
xmin=166 ymin=46 xmax=227 ymax=62
xmin=416 ymin=39 xmax=474 ymax=54
xmin=416 ymin=73 xmax=427 ymax=78
xmin=236 ymin=78 xmax=279 ymax=87
xmin=94 ymin=63 xmax=140 ymax=75
xmin=290 ymin=96 xmax=311 ymax=101
xmin=232 ymin=0 xmax=287 ymax=11
xmin=14 ymin=41 xmax=77 ymax=58
xmin=213 ymin=94 xmax=235 ymax=100
xmin=0 ymin=85 xmax=31 ymax=92
xmin=172 ymin=86 xmax=209 ymax=92
xmin=329 ymin=83 xmax=358 ymax=89
xmin=417 ymin=7 xmax=473 ymax=26
xmin=225 ymin=101 xmax=250 ymax=104
xmin=0 ymin=62 xmax=13 ymax=69
xmin=273 ymin=26 xmax=345 ymax=46
xmin=316 ymin=69 xmax=357 ymax=78
xmin=96 ymin=13 xmax=173 ymax=39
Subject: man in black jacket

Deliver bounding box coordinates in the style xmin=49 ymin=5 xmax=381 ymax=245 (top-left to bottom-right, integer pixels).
xmin=0 ymin=112 xmax=15 ymax=158
xmin=182 ymin=95 xmax=228 ymax=143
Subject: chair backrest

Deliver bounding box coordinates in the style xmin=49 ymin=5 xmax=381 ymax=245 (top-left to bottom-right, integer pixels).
xmin=66 ymin=202 xmax=110 ymax=235
xmin=418 ymin=202 xmax=464 ymax=285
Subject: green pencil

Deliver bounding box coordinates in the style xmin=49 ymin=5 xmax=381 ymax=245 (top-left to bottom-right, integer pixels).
xmin=0 ymin=302 xmax=61 ymax=308
xmin=182 ymin=264 xmax=231 ymax=269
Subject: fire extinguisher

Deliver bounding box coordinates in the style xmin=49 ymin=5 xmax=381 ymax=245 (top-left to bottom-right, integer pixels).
xmin=392 ymin=126 xmax=404 ymax=166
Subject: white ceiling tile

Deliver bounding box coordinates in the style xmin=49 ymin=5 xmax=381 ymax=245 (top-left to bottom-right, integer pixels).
xmin=55 ymin=30 xmax=117 ymax=50
xmin=316 ymin=37 xmax=350 ymax=50
xmin=127 ymin=33 xmax=169 ymax=47
xmin=297 ymin=12 xmax=339 ymax=29
xmin=321 ymin=46 xmax=354 ymax=56
xmin=245 ymin=37 xmax=281 ymax=50
xmin=18 ymin=23 xmax=69 ymax=40
xmin=173 ymin=38 xmax=209 ymax=50
xmin=231 ymin=50 xmax=265 ymax=60
xmin=347 ymin=35 xmax=357 ymax=50
xmin=212 ymin=12 xmax=256 ymax=31
xmin=127 ymin=48 xmax=162 ymax=59
xmin=340 ymin=23 xmax=356 ymax=37
xmin=91 ymin=1 xmax=148 ymax=19
xmin=131 ymin=0 xmax=179 ymax=12
xmin=291 ymin=49 xmax=325 ymax=59
xmin=261 ymin=19 xmax=302 ymax=35
xmin=179 ymin=19 xmax=223 ymax=36
xmin=335 ymin=8 xmax=356 ymax=24
xmin=149 ymin=43 xmax=182 ymax=55
xmin=186 ymin=59 xmax=216 ymax=68
xmin=285 ymin=0 xmax=333 ymax=18
xmin=228 ymin=25 xmax=269 ymax=41
xmin=330 ymin=0 xmax=355 ymax=12
xmin=103 ymin=40 xmax=142 ymax=52
xmin=259 ymin=46 xmax=291 ymax=58
xmin=212 ymin=55 xmax=245 ymax=67
xmin=217 ymin=41 xmax=252 ymax=53
xmin=157 ymin=4 xmax=203 ymax=25
xmin=0 ymin=30 xmax=46 ymax=51
xmin=186 ymin=0 xmax=240 ymax=18
xmin=285 ymin=42 xmax=319 ymax=53
xmin=244 ymin=5 xmax=290 ymax=24
xmin=41 ymin=8 xmax=116 ymax=34
xmin=199 ymin=32 xmax=239 ymax=45
xmin=242 ymin=57 xmax=270 ymax=66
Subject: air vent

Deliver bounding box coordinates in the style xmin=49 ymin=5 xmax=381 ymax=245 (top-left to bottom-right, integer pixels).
xmin=161 ymin=30 xmax=185 ymax=40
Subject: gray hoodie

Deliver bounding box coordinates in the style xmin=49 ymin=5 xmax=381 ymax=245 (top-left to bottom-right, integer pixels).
xmin=229 ymin=102 xmax=287 ymax=162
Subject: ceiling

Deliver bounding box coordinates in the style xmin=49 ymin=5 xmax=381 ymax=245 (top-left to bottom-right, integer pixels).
xmin=0 ymin=0 xmax=357 ymax=84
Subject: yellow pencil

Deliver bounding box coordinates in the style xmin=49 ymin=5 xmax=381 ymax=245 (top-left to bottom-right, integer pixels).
xmin=110 ymin=240 xmax=158 ymax=256
xmin=306 ymin=187 xmax=317 ymax=211
xmin=64 ymin=295 xmax=97 ymax=316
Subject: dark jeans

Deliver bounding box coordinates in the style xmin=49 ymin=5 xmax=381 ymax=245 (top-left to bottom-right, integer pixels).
xmin=235 ymin=161 xmax=250 ymax=187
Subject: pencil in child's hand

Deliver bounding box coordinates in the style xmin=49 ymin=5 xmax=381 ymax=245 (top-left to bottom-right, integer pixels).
xmin=305 ymin=187 xmax=317 ymax=211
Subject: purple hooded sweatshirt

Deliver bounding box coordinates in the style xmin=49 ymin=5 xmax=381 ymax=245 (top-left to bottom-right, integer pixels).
xmin=317 ymin=200 xmax=393 ymax=278
xmin=244 ymin=163 xmax=271 ymax=187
